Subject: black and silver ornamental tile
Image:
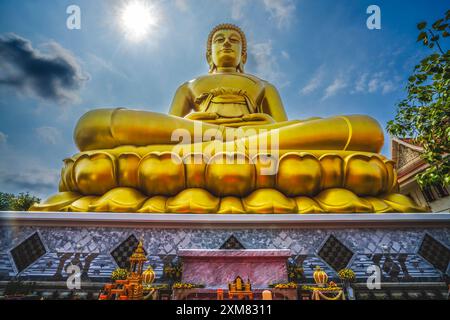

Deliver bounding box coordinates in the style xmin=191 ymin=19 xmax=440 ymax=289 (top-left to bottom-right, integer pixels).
xmin=220 ymin=235 xmax=245 ymax=249
xmin=9 ymin=232 xmax=47 ymax=273
xmin=318 ymin=235 xmax=354 ymax=272
xmin=110 ymin=234 xmax=147 ymax=269
xmin=418 ymin=234 xmax=450 ymax=273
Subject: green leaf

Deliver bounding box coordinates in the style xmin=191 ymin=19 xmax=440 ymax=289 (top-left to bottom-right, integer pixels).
xmin=432 ymin=19 xmax=444 ymax=29
xmin=417 ymin=31 xmax=427 ymax=42
xmin=417 ymin=21 xmax=427 ymax=30
xmin=437 ymin=23 xmax=448 ymax=31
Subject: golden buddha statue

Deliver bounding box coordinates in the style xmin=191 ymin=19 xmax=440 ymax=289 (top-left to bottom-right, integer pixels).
xmin=31 ymin=24 xmax=426 ymax=213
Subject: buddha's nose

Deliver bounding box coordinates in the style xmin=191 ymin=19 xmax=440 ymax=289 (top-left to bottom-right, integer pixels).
xmin=224 ymin=40 xmax=231 ymax=48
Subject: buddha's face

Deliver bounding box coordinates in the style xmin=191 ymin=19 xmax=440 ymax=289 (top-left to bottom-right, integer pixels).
xmin=211 ymin=29 xmax=243 ymax=69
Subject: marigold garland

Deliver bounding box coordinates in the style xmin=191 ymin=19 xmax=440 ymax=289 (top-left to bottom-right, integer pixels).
xmin=338 ymin=268 xmax=356 ymax=282
xmin=301 ymin=285 xmax=342 ymax=291
xmin=172 ymin=282 xmax=204 ymax=289
xmin=271 ymin=282 xmax=298 ymax=289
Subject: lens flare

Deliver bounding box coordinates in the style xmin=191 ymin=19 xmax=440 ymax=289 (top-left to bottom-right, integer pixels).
xmin=120 ymin=1 xmax=157 ymax=41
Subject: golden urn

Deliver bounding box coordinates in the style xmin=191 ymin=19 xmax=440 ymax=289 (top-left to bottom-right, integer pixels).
xmin=142 ymin=266 xmax=155 ymax=285
xmin=313 ymin=266 xmax=328 ymax=287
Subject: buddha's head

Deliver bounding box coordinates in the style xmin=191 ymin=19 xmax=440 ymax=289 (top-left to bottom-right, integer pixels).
xmin=206 ymin=23 xmax=247 ymax=73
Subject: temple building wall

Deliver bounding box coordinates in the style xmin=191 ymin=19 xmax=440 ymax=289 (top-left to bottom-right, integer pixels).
xmin=0 ymin=213 xmax=449 ymax=299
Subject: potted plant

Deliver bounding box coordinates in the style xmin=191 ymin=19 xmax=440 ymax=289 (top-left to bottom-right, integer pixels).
xmin=338 ymin=268 xmax=356 ymax=300
xmin=111 ymin=268 xmax=129 ymax=281
xmin=163 ymin=261 xmax=183 ymax=288
xmin=287 ymin=262 xmax=305 ymax=283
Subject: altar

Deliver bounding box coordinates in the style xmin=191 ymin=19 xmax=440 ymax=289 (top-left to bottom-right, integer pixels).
xmin=178 ymin=248 xmax=291 ymax=288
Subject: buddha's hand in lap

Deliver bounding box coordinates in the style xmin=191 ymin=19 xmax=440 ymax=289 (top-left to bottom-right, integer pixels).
xmin=242 ymin=113 xmax=275 ymax=124
xmin=184 ymin=112 xmax=219 ymax=121
xmin=184 ymin=112 xmax=275 ymax=126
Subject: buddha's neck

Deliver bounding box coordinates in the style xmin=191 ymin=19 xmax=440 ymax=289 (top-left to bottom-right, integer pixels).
xmin=215 ymin=66 xmax=237 ymax=73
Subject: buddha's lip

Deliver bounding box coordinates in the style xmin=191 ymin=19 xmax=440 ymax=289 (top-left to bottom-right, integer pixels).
xmin=220 ymin=49 xmax=234 ymax=53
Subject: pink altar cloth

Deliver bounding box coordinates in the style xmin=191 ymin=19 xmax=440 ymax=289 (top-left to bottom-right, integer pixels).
xmin=178 ymin=249 xmax=291 ymax=288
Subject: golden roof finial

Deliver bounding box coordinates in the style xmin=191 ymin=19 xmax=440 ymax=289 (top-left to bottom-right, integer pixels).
xmin=130 ymin=240 xmax=147 ymax=262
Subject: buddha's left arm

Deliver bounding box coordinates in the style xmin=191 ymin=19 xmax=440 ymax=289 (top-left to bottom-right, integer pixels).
xmin=261 ymin=83 xmax=288 ymax=122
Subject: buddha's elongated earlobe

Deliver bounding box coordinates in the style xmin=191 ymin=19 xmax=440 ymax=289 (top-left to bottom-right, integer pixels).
xmin=239 ymin=52 xmax=247 ymax=73
xmin=237 ymin=61 xmax=244 ymax=73
xmin=207 ymin=53 xmax=216 ymax=73
xmin=236 ymin=52 xmax=246 ymax=73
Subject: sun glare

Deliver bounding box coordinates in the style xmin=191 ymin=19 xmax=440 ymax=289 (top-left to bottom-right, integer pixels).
xmin=120 ymin=1 xmax=157 ymax=42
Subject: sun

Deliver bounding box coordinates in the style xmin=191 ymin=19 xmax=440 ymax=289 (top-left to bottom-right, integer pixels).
xmin=120 ymin=1 xmax=158 ymax=42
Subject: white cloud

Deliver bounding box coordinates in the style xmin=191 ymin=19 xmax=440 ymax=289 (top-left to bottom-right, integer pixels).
xmin=352 ymin=72 xmax=397 ymax=95
xmin=263 ymin=0 xmax=296 ymax=29
xmin=249 ymin=41 xmax=288 ymax=87
xmin=354 ymin=73 xmax=368 ymax=93
xmin=86 ymin=53 xmax=130 ymax=80
xmin=281 ymin=50 xmax=290 ymax=59
xmin=35 ymin=126 xmax=62 ymax=145
xmin=368 ymin=78 xmax=379 ymax=93
xmin=300 ymin=64 xmax=325 ymax=95
xmin=322 ymin=77 xmax=348 ymax=100
xmin=381 ymin=80 xmax=396 ymax=94
xmin=0 ymin=145 xmax=60 ymax=198
xmin=228 ymin=0 xmax=295 ymax=29
xmin=0 ymin=166 xmax=59 ymax=197
xmin=174 ymin=0 xmax=189 ymax=12
xmin=231 ymin=0 xmax=249 ymax=20
xmin=0 ymin=131 xmax=7 ymax=144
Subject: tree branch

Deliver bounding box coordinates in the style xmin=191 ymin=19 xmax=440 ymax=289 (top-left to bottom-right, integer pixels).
xmin=427 ymin=29 xmax=445 ymax=54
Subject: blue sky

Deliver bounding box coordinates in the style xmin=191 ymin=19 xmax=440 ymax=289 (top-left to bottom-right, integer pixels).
xmin=0 ymin=0 xmax=448 ymax=199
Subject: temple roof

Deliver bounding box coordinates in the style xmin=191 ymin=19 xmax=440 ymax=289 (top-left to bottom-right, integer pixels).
xmin=390 ymin=137 xmax=427 ymax=185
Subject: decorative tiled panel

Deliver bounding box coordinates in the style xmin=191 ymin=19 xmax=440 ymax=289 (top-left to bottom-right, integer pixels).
xmin=0 ymin=253 xmax=15 ymax=278
xmin=349 ymin=253 xmax=443 ymax=282
xmin=10 ymin=232 xmax=46 ymax=273
xmin=318 ymin=235 xmax=354 ymax=272
xmin=418 ymin=234 xmax=450 ymax=273
xmin=0 ymin=225 xmax=449 ymax=283
xmin=220 ymin=235 xmax=245 ymax=249
xmin=110 ymin=234 xmax=146 ymax=269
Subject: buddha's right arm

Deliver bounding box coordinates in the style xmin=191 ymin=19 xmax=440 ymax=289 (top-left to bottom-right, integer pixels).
xmin=74 ymin=108 xmax=218 ymax=151
xmin=168 ymin=82 xmax=193 ymax=117
xmin=75 ymin=85 xmax=198 ymax=151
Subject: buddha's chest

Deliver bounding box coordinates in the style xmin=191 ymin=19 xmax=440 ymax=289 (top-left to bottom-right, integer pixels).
xmin=189 ymin=75 xmax=264 ymax=102
xmin=189 ymin=75 xmax=265 ymax=116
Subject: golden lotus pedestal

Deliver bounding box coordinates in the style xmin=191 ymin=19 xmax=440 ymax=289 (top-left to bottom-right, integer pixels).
xmin=30 ymin=149 xmax=426 ymax=214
